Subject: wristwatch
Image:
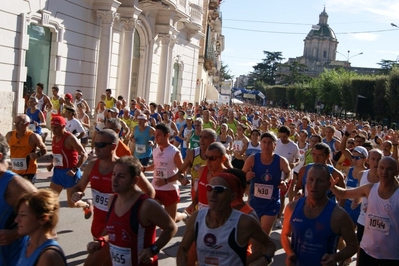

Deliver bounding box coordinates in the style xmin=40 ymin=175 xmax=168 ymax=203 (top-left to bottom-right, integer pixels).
xmin=149 ymin=244 xmax=160 ymax=255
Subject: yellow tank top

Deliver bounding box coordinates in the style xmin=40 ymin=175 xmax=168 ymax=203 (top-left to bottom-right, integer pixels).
xmin=104 ymin=97 xmax=115 ymax=109
xmin=50 ymin=97 xmax=61 ymax=116
xmin=8 ymin=131 xmax=37 ymax=174
xmin=191 ymin=147 xmax=206 ymax=185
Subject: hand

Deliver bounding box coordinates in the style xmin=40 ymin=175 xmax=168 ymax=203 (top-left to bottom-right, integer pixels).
xmin=29 ymin=152 xmax=38 ymax=160
xmin=351 ymin=198 xmax=360 ymax=210
xmin=148 ymin=141 xmax=154 ymax=147
xmin=72 ymin=192 xmax=85 ymax=203
xmin=0 ymin=229 xmax=18 ymax=246
xmin=185 ymin=204 xmax=196 ymax=215
xmin=345 ymin=123 xmax=354 ymax=134
xmin=86 ymin=241 xmax=101 ymax=254
xmin=330 ymin=175 xmax=339 ymax=188
xmin=67 ymin=169 xmax=76 ymax=177
xmin=321 ymin=253 xmax=336 ymax=266
xmin=246 ymin=169 xmax=255 ymax=181
xmin=278 ymin=180 xmax=288 ymax=191
xmin=179 ymin=176 xmax=190 ymax=186
xmin=138 ymin=247 xmax=154 ymax=264
xmin=46 ymin=163 xmax=54 ymax=172
xmin=286 ymin=253 xmax=296 ymax=266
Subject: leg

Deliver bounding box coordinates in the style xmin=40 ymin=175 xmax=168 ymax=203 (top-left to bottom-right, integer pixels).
xmin=50 ymin=182 xmax=64 ymax=195
xmin=84 ymin=242 xmax=112 ymax=266
xmin=260 ymin=215 xmax=277 ymax=235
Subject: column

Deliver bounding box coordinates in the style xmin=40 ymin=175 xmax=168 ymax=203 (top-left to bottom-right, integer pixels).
xmin=156 ymin=34 xmax=171 ymax=104
xmin=118 ymin=18 xmax=137 ymax=101
xmin=96 ymin=10 xmax=118 ymax=101
xmin=165 ymin=35 xmax=177 ymax=104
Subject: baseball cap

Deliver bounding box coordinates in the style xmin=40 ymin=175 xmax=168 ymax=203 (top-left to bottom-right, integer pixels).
xmin=51 ymin=116 xmax=66 ymax=126
xmin=137 ymin=114 xmax=147 ymax=120
xmin=108 ymin=107 xmax=119 ymax=113
xmin=65 ymin=93 xmax=73 ymax=99
xmin=254 ymin=111 xmax=260 ymax=115
xmin=186 ymin=116 xmax=193 ymax=120
xmin=353 ymin=146 xmax=368 ymax=158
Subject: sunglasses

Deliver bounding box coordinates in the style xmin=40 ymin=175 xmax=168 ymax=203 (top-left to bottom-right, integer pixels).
xmin=206 ymin=184 xmax=228 ymax=193
xmin=352 ymin=155 xmax=365 ymax=160
xmin=94 ymin=142 xmax=113 ymax=148
xmin=205 ymin=155 xmax=222 ymax=161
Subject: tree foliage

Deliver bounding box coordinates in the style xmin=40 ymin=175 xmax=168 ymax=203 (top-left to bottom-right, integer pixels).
xmin=251 ymin=51 xmax=284 ymax=85
xmin=377 ymin=59 xmax=398 ymax=75
xmin=219 ymin=61 xmax=234 ymax=81
xmin=279 ymin=61 xmax=312 ymax=85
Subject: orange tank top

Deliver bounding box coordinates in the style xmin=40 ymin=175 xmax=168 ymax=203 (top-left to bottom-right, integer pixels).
xmin=8 ymin=131 xmax=37 ymax=174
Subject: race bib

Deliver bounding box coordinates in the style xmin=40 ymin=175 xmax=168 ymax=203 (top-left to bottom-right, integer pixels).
xmin=28 ymin=124 xmax=36 ymax=131
xmin=155 ymin=167 xmax=167 ymax=179
xmin=254 ymin=183 xmax=273 ymax=199
xmin=109 ymin=244 xmax=131 ymax=266
xmin=91 ymin=189 xmax=112 ymax=212
xmin=11 ymin=158 xmax=27 ymax=170
xmin=366 ymin=213 xmax=390 ymax=235
xmin=135 ymin=144 xmax=146 ymax=154
xmin=53 ymin=154 xmax=63 ymax=167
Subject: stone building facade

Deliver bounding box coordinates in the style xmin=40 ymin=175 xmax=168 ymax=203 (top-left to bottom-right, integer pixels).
xmin=0 ymin=0 xmax=224 ymax=134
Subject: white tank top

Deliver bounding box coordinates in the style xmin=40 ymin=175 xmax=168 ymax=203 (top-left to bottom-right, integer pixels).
xmin=233 ymin=139 xmax=244 ymax=152
xmin=183 ymin=127 xmax=194 ymax=148
xmin=35 ymin=94 xmax=45 ymax=111
xmin=96 ymin=109 xmax=106 ymax=130
xmin=152 ymin=145 xmax=179 ymax=191
xmin=196 ymin=209 xmax=247 ymax=266
xmin=293 ymin=143 xmax=309 ymax=173
xmin=252 ymin=117 xmax=261 ymax=129
xmin=357 ymin=170 xmax=371 ymax=225
xmin=360 ymin=183 xmax=399 ymax=260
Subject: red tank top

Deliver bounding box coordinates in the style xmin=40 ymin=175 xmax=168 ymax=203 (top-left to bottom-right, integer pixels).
xmin=197 ymin=166 xmax=209 ymax=208
xmin=106 ymin=194 xmax=157 ymax=266
xmin=52 ymin=132 xmax=78 ymax=169
xmin=89 ymin=159 xmax=114 ymax=237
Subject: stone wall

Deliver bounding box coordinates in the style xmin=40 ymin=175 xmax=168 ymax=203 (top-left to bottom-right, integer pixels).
xmin=0 ymin=91 xmax=15 ymax=136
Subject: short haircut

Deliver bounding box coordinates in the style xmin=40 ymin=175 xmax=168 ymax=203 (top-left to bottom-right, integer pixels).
xmin=355 ymin=134 xmax=366 ymax=142
xmin=16 ymin=189 xmax=60 ymax=231
xmin=105 ymin=89 xmax=112 ymax=93
xmin=195 ymin=118 xmax=203 ymax=124
xmin=97 ymin=129 xmax=119 ymax=144
xmin=106 ymin=118 xmax=122 ymax=131
xmin=52 ymin=86 xmax=59 ymax=92
xmin=261 ymin=131 xmax=277 ymax=142
xmin=313 ymin=142 xmax=331 ymax=156
xmin=117 ymin=95 xmax=124 ymax=100
xmin=311 ymin=134 xmax=322 ymax=143
xmin=308 ymin=164 xmax=331 ymax=181
xmin=278 ymin=125 xmax=290 ymax=135
xmin=0 ymin=134 xmax=9 ymax=163
xmin=36 ymin=83 xmax=44 ymax=89
xmin=155 ymin=123 xmax=170 ymax=135
xmin=150 ymin=102 xmax=157 ymax=108
xmin=208 ymin=142 xmax=226 ymax=156
xmin=325 ymin=125 xmax=335 ymax=132
xmin=115 ymin=156 xmax=142 ymax=179
xmin=202 ymin=128 xmax=217 ymax=141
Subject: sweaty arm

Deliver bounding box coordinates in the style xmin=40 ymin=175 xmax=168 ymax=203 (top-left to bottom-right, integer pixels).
xmin=176 ymin=211 xmax=199 ymax=266
xmin=66 ymin=135 xmax=88 ymax=169
xmin=330 ymin=178 xmax=373 ymax=200
xmin=281 ymin=201 xmax=297 ymax=266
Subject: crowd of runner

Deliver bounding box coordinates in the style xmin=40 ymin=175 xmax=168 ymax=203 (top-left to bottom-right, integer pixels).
xmin=0 ymin=83 xmax=398 ymax=265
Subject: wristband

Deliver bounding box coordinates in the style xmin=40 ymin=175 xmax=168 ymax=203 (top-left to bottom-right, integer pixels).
xmin=95 ymin=237 xmax=106 ymax=249
xmin=344 ymin=131 xmax=350 ymax=137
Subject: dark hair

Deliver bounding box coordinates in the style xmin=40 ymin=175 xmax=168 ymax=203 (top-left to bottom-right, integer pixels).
xmin=117 ymin=95 xmax=124 ymax=100
xmin=260 ymin=132 xmax=277 ymax=142
xmin=150 ymin=102 xmax=157 ymax=108
xmin=278 ymin=125 xmax=290 ymax=135
xmin=310 ymin=134 xmax=322 ymax=142
xmin=314 ymin=142 xmax=331 ymax=156
xmin=308 ymin=164 xmax=331 ymax=181
xmin=52 ymin=86 xmax=59 ymax=92
xmin=155 ymin=123 xmax=170 ymax=135
xmin=36 ymin=83 xmax=44 ymax=89
xmin=115 ymin=156 xmax=142 ymax=179
xmin=16 ymin=189 xmax=60 ymax=231
xmin=105 ymin=89 xmax=112 ymax=93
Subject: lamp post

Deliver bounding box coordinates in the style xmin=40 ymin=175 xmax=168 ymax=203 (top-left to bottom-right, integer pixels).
xmin=336 ymin=50 xmax=363 ymax=63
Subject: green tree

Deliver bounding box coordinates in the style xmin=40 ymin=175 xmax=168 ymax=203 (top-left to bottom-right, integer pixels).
xmin=251 ymin=51 xmax=284 ymax=85
xmin=377 ymin=59 xmax=398 ymax=75
xmin=219 ymin=61 xmax=234 ymax=81
xmin=279 ymin=61 xmax=311 ymax=85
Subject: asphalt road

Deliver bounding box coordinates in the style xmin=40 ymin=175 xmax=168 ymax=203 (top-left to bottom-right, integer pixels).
xmin=27 ymin=136 xmax=356 ymax=266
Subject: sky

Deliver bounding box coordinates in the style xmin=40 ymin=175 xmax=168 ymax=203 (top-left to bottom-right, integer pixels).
xmin=220 ymin=0 xmax=399 ymax=78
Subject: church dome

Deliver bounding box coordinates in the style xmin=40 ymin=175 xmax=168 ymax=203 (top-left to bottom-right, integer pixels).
xmin=306 ymin=7 xmax=336 ymax=39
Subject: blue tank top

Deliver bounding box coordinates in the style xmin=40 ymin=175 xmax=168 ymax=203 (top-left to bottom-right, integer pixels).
xmin=302 ymin=164 xmax=335 ymax=200
xmin=245 ymin=142 xmax=261 ymax=157
xmin=17 ymin=239 xmax=66 ymax=266
xmin=343 ymin=167 xmax=361 ymax=223
xmin=290 ymin=198 xmax=339 ymax=266
xmin=26 ymin=108 xmax=42 ymax=134
xmin=299 ymin=124 xmax=311 ymax=137
xmin=150 ymin=113 xmax=159 ymax=123
xmin=322 ymin=138 xmax=337 ymax=153
xmin=249 ymin=153 xmax=282 ymax=210
xmin=175 ymin=119 xmax=186 ymax=131
xmin=0 ymin=171 xmax=28 ymax=266
xmin=133 ymin=126 xmax=152 ymax=159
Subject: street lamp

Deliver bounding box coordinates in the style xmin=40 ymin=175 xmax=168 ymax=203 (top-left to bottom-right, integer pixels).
xmin=336 ymin=50 xmax=363 ymax=62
